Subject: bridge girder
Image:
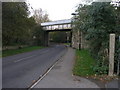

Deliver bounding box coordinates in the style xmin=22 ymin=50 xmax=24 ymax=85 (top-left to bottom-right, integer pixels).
xmin=41 ymin=19 xmax=72 ymax=31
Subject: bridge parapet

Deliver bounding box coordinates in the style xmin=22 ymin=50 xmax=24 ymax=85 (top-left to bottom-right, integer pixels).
xmin=41 ymin=19 xmax=72 ymax=31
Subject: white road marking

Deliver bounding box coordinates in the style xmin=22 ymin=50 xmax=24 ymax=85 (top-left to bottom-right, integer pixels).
xmin=14 ymin=55 xmax=36 ymax=63
xmin=14 ymin=50 xmax=50 ymax=63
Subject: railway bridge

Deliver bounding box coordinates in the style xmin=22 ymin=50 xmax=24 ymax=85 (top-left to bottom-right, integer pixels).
xmin=41 ymin=19 xmax=72 ymax=46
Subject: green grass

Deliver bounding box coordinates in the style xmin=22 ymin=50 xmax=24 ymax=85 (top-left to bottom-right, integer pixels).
xmin=63 ymin=43 xmax=70 ymax=45
xmin=73 ymin=49 xmax=95 ymax=76
xmin=2 ymin=46 xmax=44 ymax=57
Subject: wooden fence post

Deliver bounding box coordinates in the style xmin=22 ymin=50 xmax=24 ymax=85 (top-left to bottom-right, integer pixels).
xmin=108 ymin=34 xmax=115 ymax=76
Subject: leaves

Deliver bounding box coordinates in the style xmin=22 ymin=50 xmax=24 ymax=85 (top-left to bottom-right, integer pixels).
xmin=2 ymin=2 xmax=41 ymax=46
xmin=73 ymin=2 xmax=120 ymax=75
xmin=50 ymin=31 xmax=67 ymax=43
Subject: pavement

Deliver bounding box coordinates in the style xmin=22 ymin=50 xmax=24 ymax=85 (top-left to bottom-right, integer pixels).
xmin=34 ymin=47 xmax=100 ymax=88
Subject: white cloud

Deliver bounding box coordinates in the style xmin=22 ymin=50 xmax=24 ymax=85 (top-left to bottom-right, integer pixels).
xmin=27 ymin=0 xmax=81 ymax=21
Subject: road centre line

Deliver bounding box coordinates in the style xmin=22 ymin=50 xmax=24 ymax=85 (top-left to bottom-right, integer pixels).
xmin=14 ymin=50 xmax=50 ymax=63
xmin=14 ymin=55 xmax=36 ymax=63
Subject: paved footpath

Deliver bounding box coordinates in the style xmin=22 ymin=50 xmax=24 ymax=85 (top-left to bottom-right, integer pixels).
xmin=34 ymin=47 xmax=99 ymax=88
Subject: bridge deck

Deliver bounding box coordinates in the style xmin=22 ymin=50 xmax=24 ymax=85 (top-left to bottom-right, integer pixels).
xmin=41 ymin=19 xmax=71 ymax=26
xmin=41 ymin=19 xmax=72 ymax=31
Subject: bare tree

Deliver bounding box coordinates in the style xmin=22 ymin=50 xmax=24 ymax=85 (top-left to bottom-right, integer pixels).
xmin=33 ymin=8 xmax=50 ymax=24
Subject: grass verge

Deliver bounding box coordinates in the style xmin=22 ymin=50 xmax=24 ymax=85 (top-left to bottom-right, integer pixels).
xmin=73 ymin=49 xmax=95 ymax=76
xmin=73 ymin=49 xmax=119 ymax=82
xmin=63 ymin=43 xmax=70 ymax=46
xmin=2 ymin=46 xmax=44 ymax=57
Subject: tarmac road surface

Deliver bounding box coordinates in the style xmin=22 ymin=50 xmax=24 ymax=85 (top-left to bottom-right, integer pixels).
xmin=2 ymin=45 xmax=67 ymax=88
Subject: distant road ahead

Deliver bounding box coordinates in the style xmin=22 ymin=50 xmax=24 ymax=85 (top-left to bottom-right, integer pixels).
xmin=3 ymin=45 xmax=67 ymax=88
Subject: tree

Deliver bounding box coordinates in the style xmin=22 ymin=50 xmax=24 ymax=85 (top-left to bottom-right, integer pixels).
xmin=113 ymin=1 xmax=120 ymax=75
xmin=32 ymin=8 xmax=50 ymax=24
xmin=31 ymin=8 xmax=51 ymax=46
xmin=32 ymin=25 xmax=44 ymax=46
xmin=2 ymin=2 xmax=36 ymax=46
xmin=50 ymin=31 xmax=67 ymax=43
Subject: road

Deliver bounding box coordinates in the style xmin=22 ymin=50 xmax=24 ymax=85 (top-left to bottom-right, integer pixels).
xmin=2 ymin=45 xmax=67 ymax=88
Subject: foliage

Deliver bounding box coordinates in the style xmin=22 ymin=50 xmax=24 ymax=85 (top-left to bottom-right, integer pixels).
xmin=73 ymin=2 xmax=120 ymax=75
xmin=32 ymin=25 xmax=45 ymax=46
xmin=114 ymin=6 xmax=120 ymax=75
xmin=49 ymin=31 xmax=68 ymax=43
xmin=2 ymin=2 xmax=50 ymax=48
xmin=2 ymin=2 xmax=36 ymax=46
xmin=92 ymin=59 xmax=108 ymax=75
xmin=31 ymin=8 xmax=51 ymax=46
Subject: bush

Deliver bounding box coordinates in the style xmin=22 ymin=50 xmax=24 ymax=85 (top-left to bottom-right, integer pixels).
xmin=92 ymin=60 xmax=108 ymax=75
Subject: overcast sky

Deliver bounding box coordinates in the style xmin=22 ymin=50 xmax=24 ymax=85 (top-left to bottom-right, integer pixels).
xmin=27 ymin=0 xmax=82 ymax=21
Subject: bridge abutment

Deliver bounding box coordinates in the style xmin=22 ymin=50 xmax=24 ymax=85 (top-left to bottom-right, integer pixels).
xmin=44 ymin=31 xmax=49 ymax=46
